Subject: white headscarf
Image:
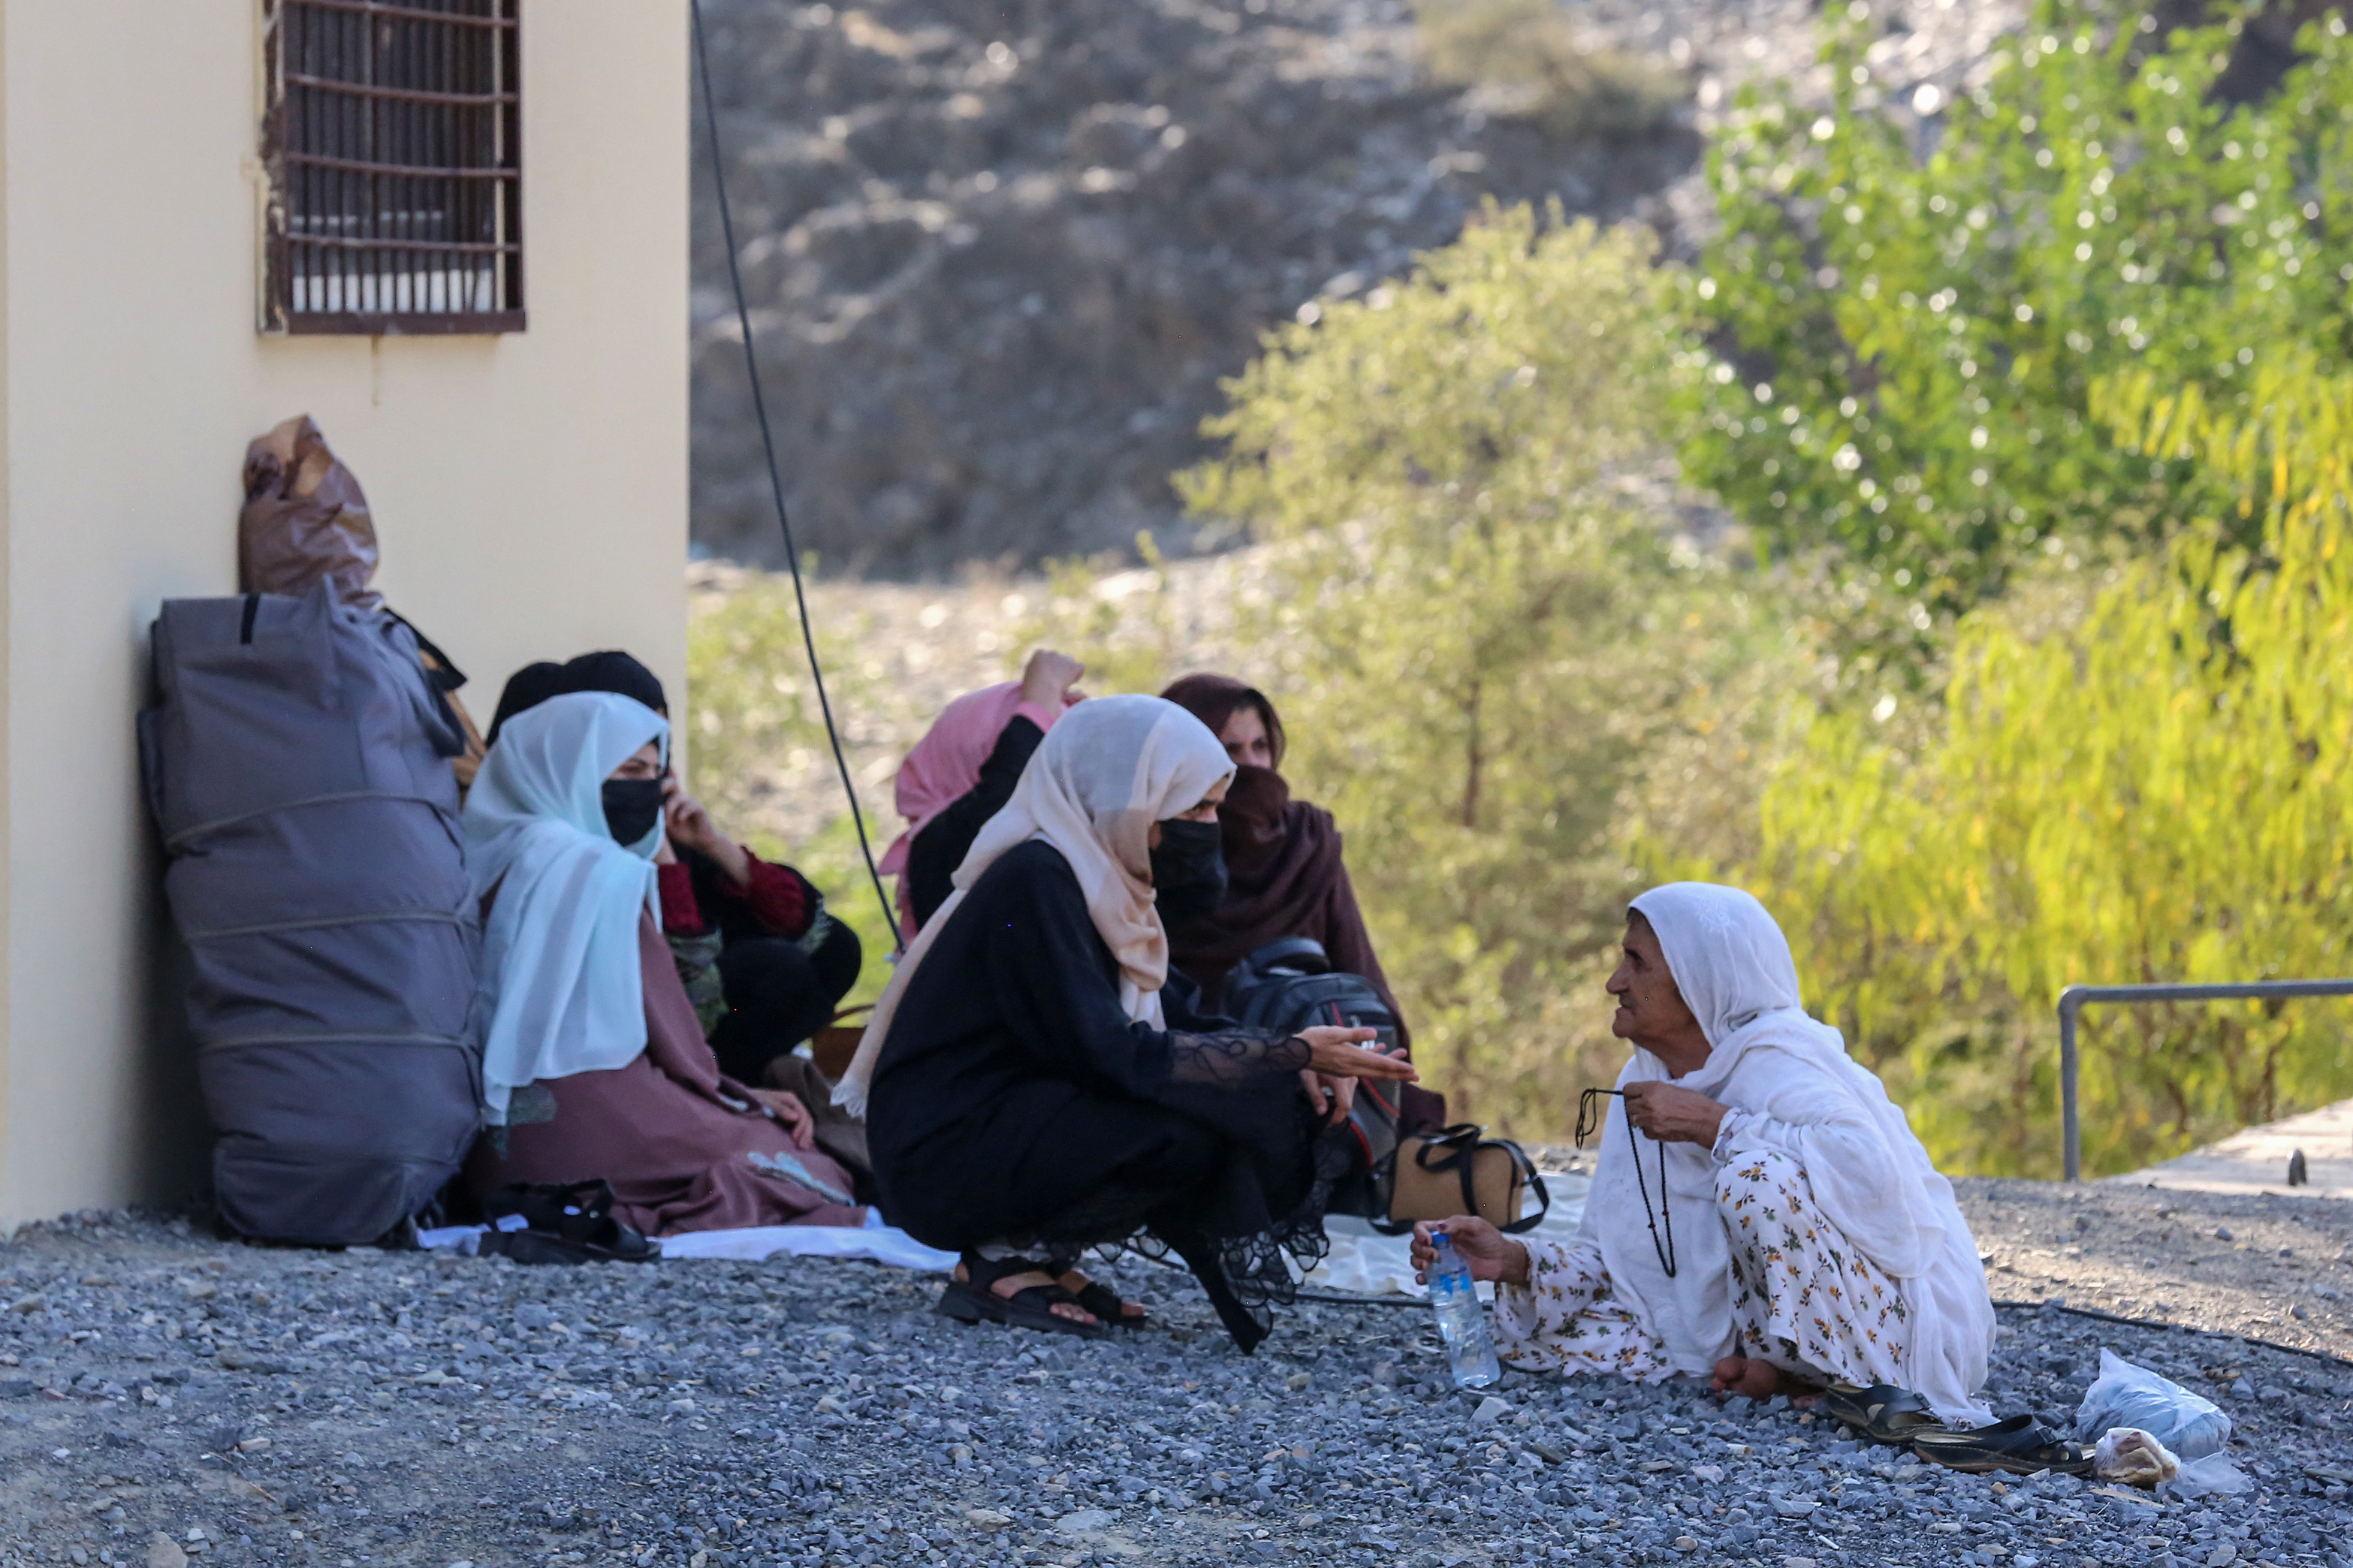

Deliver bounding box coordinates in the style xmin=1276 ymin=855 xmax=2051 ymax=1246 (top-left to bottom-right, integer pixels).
xmin=834 ymin=694 xmax=1235 ymax=1115
xmin=1586 ymin=882 xmax=1996 ymax=1426
xmin=463 ymin=691 xmax=669 ymax=1123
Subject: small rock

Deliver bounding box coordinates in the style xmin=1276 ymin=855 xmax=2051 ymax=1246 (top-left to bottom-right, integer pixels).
xmin=2205 ymin=1545 xmax=2236 ymax=1567
xmin=1471 ymin=1395 xmax=1512 ymax=1426
xmin=1056 ymin=1509 xmax=1115 ymax=1536
xmin=2213 ymin=1226 xmax=2234 ymax=1242
xmin=1689 ymin=1463 xmax=1725 ymax=1483
xmin=8 ymin=1293 xmax=45 ymax=1314
xmin=964 ymin=1509 xmax=1012 ymax=1529
xmin=147 ymin=1534 xmax=188 ymax=1568
xmin=1284 ymin=1371 xmax=1311 ymax=1392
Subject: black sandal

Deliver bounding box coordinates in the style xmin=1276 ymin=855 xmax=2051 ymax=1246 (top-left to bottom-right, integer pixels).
xmin=937 ymin=1254 xmax=1109 ymax=1341
xmin=1064 ymin=1277 xmax=1148 ymax=1331
xmin=1910 ymin=1414 xmax=2092 ymax=1476
xmin=478 ymin=1180 xmax=656 ymax=1265
xmin=1822 ymin=1383 xmax=1947 ymax=1446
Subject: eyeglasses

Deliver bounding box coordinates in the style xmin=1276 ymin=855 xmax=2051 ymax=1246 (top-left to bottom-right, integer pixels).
xmin=1576 ymin=1087 xmax=1677 ymax=1279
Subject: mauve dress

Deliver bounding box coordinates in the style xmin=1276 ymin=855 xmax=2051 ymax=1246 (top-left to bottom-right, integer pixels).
xmin=465 ymin=912 xmax=864 ymax=1235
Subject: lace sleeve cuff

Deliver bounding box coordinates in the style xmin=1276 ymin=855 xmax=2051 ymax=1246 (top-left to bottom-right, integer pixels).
xmin=1163 ymin=1028 xmax=1311 ymax=1087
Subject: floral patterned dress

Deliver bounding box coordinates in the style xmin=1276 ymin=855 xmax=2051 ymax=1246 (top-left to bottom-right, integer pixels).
xmin=1493 ymin=1129 xmax=1911 ymax=1390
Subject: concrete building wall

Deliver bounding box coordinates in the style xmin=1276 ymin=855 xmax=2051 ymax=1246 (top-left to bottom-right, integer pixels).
xmin=0 ymin=0 xmax=690 ymax=1225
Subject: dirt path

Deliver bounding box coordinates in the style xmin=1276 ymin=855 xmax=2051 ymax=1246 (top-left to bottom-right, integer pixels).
xmin=1956 ymin=1178 xmax=2353 ymax=1362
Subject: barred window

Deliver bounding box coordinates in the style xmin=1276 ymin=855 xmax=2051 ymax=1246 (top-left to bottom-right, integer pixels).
xmin=260 ymin=0 xmax=523 ymax=335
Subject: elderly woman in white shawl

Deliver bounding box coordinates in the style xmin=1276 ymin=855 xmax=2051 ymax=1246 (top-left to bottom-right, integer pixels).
xmin=1412 ymin=883 xmax=1996 ymax=1426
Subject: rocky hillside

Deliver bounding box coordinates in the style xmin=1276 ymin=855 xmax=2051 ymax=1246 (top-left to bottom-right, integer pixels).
xmin=687 ymin=0 xmax=2025 ymax=575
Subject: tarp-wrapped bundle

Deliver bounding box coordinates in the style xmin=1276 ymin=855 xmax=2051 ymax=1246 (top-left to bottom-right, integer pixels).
xmin=140 ymin=579 xmax=481 ymax=1244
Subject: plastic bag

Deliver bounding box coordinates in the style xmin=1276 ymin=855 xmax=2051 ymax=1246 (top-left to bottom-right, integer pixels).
xmin=2093 ymin=1427 xmax=2179 ymax=1488
xmin=2160 ymin=1452 xmax=2253 ymax=1500
xmin=240 ymin=415 xmax=381 ymax=608
xmin=2074 ymin=1349 xmax=2233 ymax=1459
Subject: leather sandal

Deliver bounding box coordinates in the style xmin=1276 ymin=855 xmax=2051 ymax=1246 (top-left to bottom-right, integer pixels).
xmin=1911 ymin=1414 xmax=2093 ymax=1476
xmin=1822 ymin=1383 xmax=1947 ymax=1446
xmin=478 ymin=1179 xmax=656 ymax=1265
xmin=937 ymin=1254 xmax=1109 ymax=1341
xmin=1064 ymin=1277 xmax=1148 ymax=1331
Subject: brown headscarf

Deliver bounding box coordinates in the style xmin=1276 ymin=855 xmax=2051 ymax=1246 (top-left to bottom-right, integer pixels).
xmin=1157 ymin=674 xmax=1409 ymax=1048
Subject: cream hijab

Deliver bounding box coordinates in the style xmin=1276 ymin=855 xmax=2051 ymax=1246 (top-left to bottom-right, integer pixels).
xmin=1586 ymin=882 xmax=1996 ymax=1426
xmin=834 ymin=694 xmax=1235 ymax=1115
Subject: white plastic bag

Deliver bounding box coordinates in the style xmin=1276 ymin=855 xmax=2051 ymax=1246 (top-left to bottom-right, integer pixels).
xmin=2092 ymin=1427 xmax=2179 ymax=1488
xmin=2074 ymin=1349 xmax=2233 ymax=1459
xmin=2159 ymin=1452 xmax=2253 ymax=1500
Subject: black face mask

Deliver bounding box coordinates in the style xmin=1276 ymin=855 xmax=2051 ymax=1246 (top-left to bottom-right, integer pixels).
xmin=602 ymin=777 xmax=665 ymax=847
xmin=1151 ymin=817 xmax=1228 ymax=927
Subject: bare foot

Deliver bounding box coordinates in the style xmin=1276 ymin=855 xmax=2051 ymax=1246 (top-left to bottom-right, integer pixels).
xmin=1711 ymin=1355 xmax=1825 ymax=1404
xmin=1057 ymin=1269 xmax=1145 ymax=1325
xmin=952 ymin=1262 xmax=1097 ymax=1326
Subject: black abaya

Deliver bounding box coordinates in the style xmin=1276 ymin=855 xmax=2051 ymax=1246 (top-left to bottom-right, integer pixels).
xmin=866 ymin=839 xmax=1342 ymax=1351
xmin=905 ymin=715 xmax=1045 ymax=928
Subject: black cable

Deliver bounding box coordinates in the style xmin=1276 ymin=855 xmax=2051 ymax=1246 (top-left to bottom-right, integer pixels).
xmin=1991 ymin=1298 xmax=2353 ymax=1372
xmin=690 ymin=0 xmax=900 ymax=952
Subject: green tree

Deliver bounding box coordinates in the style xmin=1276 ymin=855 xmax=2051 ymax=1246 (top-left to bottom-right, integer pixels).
xmin=1752 ymin=355 xmax=2353 ymax=1177
xmin=1182 ymin=206 xmax=1794 ymax=1132
xmin=1689 ymin=0 xmax=2353 ymax=614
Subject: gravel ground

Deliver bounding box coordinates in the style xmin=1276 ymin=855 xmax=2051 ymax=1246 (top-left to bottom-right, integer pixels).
xmin=2 ymin=1207 xmax=2348 ymax=1568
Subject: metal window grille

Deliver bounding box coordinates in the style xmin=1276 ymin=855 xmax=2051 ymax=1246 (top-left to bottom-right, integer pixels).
xmin=261 ymin=0 xmax=523 ymax=335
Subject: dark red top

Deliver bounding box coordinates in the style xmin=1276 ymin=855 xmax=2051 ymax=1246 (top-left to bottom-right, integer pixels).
xmin=657 ymin=850 xmax=813 ymax=941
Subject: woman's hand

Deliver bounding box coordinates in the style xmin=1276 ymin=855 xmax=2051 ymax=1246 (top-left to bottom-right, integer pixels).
xmin=1409 ymin=1217 xmax=1531 ymax=1288
xmin=663 ymin=779 xmax=753 ymax=888
xmin=1297 ymin=1026 xmax=1419 ymax=1083
xmin=748 ymin=1088 xmax=817 ymax=1152
xmin=1019 ymin=648 xmax=1086 ymax=709
xmin=1297 ymin=1069 xmax=1360 ymax=1127
xmin=1621 ymin=1081 xmax=1730 ymax=1147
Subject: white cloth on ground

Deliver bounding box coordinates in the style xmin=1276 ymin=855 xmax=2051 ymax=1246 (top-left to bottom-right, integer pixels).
xmin=413 ymin=1220 xmax=958 ymax=1271
xmin=463 ymin=691 xmax=668 ymax=1123
xmin=834 ymin=694 xmax=1234 ymax=1114
xmin=1570 ymin=882 xmax=1994 ymax=1425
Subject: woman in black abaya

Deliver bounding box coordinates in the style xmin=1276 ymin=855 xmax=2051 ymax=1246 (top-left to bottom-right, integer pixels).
xmin=840 ymin=695 xmax=1416 ymax=1349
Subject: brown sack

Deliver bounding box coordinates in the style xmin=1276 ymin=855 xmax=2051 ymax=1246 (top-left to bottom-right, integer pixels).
xmin=240 ymin=415 xmax=382 ymax=608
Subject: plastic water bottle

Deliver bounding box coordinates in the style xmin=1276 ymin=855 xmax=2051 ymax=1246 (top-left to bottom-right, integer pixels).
xmin=1425 ymin=1230 xmax=1501 ymax=1389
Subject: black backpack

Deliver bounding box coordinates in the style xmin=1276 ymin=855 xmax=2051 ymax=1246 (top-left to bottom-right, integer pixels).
xmin=1220 ymin=938 xmax=1404 ymax=1219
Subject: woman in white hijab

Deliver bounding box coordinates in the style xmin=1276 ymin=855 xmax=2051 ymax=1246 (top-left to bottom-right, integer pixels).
xmin=1411 ymin=882 xmax=1996 ymax=1428
xmin=461 ymin=691 xmax=866 ymax=1236
xmin=851 ymin=695 xmax=1416 ymax=1349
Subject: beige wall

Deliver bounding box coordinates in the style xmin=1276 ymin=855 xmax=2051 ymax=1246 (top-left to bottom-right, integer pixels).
xmin=0 ymin=1 xmax=691 ymax=1225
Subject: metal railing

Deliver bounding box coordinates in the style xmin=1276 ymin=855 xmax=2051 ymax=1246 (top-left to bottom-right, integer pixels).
xmin=2058 ymin=979 xmax=2353 ymax=1181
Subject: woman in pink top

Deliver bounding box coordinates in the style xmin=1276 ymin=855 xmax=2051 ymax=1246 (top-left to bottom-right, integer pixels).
xmin=882 ymin=649 xmax=1084 ymax=934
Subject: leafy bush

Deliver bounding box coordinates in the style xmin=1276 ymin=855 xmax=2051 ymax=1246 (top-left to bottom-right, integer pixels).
xmin=1416 ymin=0 xmax=1685 ymax=143
xmin=1180 ymin=206 xmax=1796 ymax=1135
xmin=684 ymin=578 xmax=901 ymax=1007
xmin=1688 ymin=0 xmax=2353 ymax=613
xmin=1752 ymin=355 xmax=2353 ymax=1177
